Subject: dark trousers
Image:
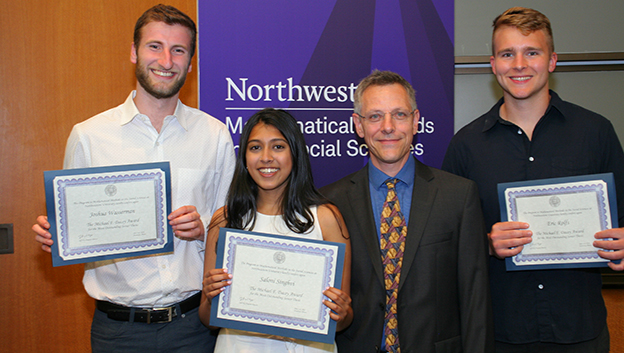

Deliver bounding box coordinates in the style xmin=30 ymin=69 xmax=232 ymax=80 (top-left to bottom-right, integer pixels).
xmin=495 ymin=325 xmax=610 ymax=353
xmin=91 ymin=307 xmax=217 ymax=353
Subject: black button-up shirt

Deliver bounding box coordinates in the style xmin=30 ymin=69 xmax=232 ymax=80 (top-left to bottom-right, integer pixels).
xmin=442 ymin=90 xmax=624 ymax=344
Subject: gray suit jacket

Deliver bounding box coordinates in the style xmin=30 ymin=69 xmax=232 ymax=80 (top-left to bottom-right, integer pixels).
xmin=321 ymin=158 xmax=494 ymax=353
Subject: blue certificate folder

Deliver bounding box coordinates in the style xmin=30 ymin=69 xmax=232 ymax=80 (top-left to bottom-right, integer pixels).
xmin=498 ymin=173 xmax=619 ymax=271
xmin=44 ymin=162 xmax=173 ymax=267
xmin=210 ymin=228 xmax=345 ymax=344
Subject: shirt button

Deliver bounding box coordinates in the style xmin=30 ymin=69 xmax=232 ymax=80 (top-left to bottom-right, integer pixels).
xmin=161 ymin=265 xmax=167 ymax=269
xmin=529 ymin=156 xmax=535 ymax=162
xmin=155 ymin=142 xmax=160 ymax=146
xmin=538 ymin=284 xmax=544 ymax=290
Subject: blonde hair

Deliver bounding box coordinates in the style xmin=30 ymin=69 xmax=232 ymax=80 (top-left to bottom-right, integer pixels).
xmin=492 ymin=7 xmax=554 ymax=54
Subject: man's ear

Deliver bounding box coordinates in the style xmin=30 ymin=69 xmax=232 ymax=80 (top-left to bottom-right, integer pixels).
xmin=130 ymin=42 xmax=138 ymax=64
xmin=353 ymin=113 xmax=365 ymax=139
xmin=548 ymin=52 xmax=558 ymax=73
xmin=412 ymin=109 xmax=420 ymax=136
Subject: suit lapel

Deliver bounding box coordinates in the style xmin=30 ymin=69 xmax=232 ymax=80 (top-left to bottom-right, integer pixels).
xmin=346 ymin=168 xmax=385 ymax=287
xmin=399 ymin=160 xmax=437 ymax=292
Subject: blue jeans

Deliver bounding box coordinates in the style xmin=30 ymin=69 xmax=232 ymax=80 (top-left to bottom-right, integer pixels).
xmin=91 ymin=307 xmax=217 ymax=353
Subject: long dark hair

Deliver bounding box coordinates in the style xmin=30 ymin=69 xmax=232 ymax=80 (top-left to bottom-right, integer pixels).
xmin=225 ymin=108 xmax=326 ymax=233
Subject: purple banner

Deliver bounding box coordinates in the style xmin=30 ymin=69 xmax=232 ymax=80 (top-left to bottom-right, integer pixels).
xmin=198 ymin=0 xmax=454 ymax=187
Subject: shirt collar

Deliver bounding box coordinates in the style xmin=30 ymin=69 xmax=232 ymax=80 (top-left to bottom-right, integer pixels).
xmin=119 ymin=91 xmax=141 ymax=125
xmin=368 ymin=155 xmax=416 ymax=190
xmin=119 ymin=90 xmax=187 ymax=130
xmin=172 ymin=100 xmax=188 ymax=130
xmin=546 ymin=90 xmax=566 ymax=118
xmin=481 ymin=89 xmax=565 ymax=133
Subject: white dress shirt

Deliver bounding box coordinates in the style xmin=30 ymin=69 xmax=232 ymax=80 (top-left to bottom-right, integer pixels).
xmin=64 ymin=91 xmax=235 ymax=307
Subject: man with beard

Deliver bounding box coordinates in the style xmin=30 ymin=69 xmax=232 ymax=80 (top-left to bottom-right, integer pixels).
xmin=31 ymin=5 xmax=235 ymax=352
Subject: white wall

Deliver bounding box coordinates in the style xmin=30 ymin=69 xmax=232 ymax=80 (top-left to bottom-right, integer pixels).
xmin=454 ymin=1 xmax=624 ymax=141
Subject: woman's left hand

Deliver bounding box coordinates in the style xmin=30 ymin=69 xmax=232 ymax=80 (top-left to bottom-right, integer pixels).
xmin=323 ymin=287 xmax=352 ymax=329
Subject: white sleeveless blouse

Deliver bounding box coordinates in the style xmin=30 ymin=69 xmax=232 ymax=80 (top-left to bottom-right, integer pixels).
xmin=214 ymin=206 xmax=337 ymax=353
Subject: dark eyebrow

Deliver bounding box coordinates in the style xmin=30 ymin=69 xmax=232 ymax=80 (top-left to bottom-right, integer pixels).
xmin=247 ymin=138 xmax=288 ymax=144
xmin=269 ymin=138 xmax=288 ymax=144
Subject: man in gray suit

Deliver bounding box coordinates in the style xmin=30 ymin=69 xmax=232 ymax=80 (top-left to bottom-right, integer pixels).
xmin=321 ymin=70 xmax=494 ymax=353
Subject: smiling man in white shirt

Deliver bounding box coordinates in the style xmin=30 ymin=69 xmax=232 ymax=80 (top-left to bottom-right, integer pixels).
xmin=32 ymin=5 xmax=235 ymax=352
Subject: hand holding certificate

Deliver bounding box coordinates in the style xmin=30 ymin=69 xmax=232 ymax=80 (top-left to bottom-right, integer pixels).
xmin=44 ymin=162 xmax=173 ymax=267
xmin=209 ymin=228 xmax=345 ymax=344
xmin=498 ymin=173 xmax=620 ymax=270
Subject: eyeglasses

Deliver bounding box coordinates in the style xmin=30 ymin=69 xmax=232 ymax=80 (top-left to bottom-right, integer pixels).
xmin=355 ymin=110 xmax=416 ymax=123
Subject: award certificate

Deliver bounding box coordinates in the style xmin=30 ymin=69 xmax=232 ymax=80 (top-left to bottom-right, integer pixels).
xmin=44 ymin=162 xmax=172 ymax=267
xmin=498 ymin=173 xmax=619 ymax=271
xmin=210 ymin=228 xmax=345 ymax=344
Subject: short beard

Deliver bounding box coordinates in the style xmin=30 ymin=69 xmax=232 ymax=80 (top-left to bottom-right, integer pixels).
xmin=135 ymin=63 xmax=187 ymax=99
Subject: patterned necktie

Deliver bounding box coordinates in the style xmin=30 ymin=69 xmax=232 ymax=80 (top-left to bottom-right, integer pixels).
xmin=380 ymin=178 xmax=407 ymax=353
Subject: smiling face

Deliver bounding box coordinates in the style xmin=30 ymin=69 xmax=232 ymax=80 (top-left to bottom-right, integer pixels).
xmin=245 ymin=122 xmax=293 ymax=198
xmin=354 ymin=83 xmax=419 ymax=177
xmin=490 ymin=26 xmax=557 ymax=103
xmin=131 ymin=21 xmax=193 ymax=99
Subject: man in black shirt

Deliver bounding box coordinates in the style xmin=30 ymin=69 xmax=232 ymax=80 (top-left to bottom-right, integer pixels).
xmin=443 ymin=7 xmax=624 ymax=352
